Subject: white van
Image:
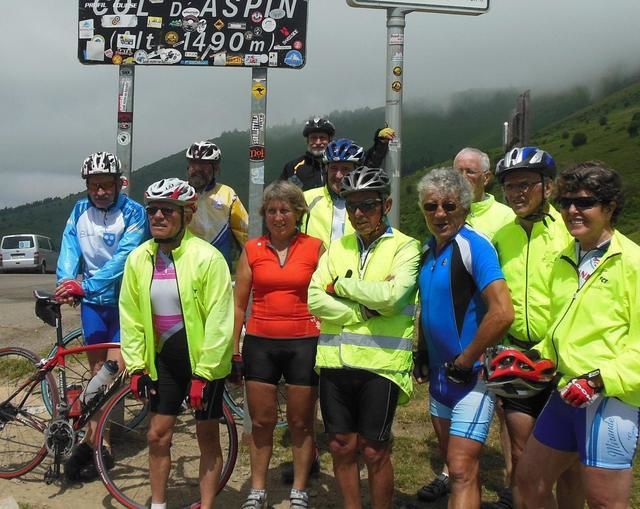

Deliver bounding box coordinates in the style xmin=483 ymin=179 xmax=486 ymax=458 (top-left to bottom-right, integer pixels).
xmin=0 ymin=234 xmax=59 ymax=274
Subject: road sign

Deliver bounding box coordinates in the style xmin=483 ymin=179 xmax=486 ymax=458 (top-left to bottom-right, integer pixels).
xmin=346 ymin=0 xmax=489 ymax=15
xmin=78 ymin=0 xmax=308 ymax=68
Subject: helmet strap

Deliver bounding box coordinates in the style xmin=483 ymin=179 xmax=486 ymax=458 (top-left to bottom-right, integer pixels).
xmin=154 ymin=208 xmax=187 ymax=246
xmin=522 ymin=175 xmax=552 ymax=223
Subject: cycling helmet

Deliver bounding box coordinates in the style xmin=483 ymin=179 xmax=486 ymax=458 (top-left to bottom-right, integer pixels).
xmin=144 ymin=178 xmax=197 ymax=209
xmin=302 ymin=117 xmax=335 ymax=138
xmin=340 ymin=166 xmax=391 ymax=197
xmin=484 ymin=346 xmax=556 ymax=399
xmin=186 ymin=141 xmax=221 ymax=161
xmin=324 ymin=138 xmax=364 ymax=164
xmin=81 ymin=152 xmax=121 ymax=179
xmin=495 ymin=147 xmax=556 ymax=183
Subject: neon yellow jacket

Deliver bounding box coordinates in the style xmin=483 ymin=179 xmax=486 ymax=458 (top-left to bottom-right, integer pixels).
xmin=535 ymin=231 xmax=640 ymax=406
xmin=492 ymin=206 xmax=573 ymax=345
xmin=467 ymin=194 xmax=515 ymax=240
xmin=301 ymin=186 xmax=355 ymax=247
xmin=119 ymin=230 xmax=234 ymax=381
xmin=308 ymin=228 xmax=420 ymax=404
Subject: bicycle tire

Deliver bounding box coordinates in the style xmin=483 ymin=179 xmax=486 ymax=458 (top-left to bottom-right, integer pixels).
xmin=224 ymin=380 xmax=289 ymax=429
xmin=0 ymin=347 xmax=58 ymax=478
xmin=95 ymin=385 xmax=238 ymax=509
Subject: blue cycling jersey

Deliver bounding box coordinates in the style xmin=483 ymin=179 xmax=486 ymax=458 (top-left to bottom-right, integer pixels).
xmin=57 ymin=193 xmax=149 ymax=307
xmin=418 ymin=225 xmax=504 ymax=370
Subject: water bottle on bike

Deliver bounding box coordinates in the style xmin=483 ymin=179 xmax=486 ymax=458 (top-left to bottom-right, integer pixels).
xmin=80 ymin=360 xmax=119 ymax=405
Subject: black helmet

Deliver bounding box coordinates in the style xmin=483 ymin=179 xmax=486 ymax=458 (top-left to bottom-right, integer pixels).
xmin=302 ymin=117 xmax=335 ymax=138
xmin=495 ymin=147 xmax=556 ymax=184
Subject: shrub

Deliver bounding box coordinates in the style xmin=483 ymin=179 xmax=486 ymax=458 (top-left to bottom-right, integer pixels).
xmin=628 ymin=112 xmax=640 ymax=137
xmin=561 ymin=130 xmax=570 ymax=139
xmin=571 ymin=132 xmax=587 ymax=147
xmin=599 ymin=115 xmax=608 ymax=126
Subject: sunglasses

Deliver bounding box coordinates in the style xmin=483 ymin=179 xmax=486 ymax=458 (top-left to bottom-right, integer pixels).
xmin=87 ymin=181 xmax=116 ymax=192
xmin=557 ymin=196 xmax=600 ymax=210
xmin=346 ymin=199 xmax=382 ymax=213
xmin=146 ymin=206 xmax=178 ymax=217
xmin=422 ymin=202 xmax=457 ymax=213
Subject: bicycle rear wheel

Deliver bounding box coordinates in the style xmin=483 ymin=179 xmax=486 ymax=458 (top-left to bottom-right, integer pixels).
xmin=42 ymin=328 xmax=85 ymax=415
xmin=0 ymin=347 xmax=57 ymax=478
xmin=95 ymin=386 xmax=238 ymax=509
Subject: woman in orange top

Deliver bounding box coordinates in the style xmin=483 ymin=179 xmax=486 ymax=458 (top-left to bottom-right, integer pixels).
xmin=233 ymin=181 xmax=324 ymax=509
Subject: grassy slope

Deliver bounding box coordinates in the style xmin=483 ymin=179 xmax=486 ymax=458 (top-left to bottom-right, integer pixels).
xmin=400 ymin=80 xmax=640 ymax=244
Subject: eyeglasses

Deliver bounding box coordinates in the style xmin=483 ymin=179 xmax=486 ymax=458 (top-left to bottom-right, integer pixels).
xmin=422 ymin=202 xmax=458 ymax=213
xmin=557 ymin=196 xmax=600 ymax=210
xmin=146 ymin=206 xmax=178 ymax=217
xmin=87 ymin=181 xmax=116 ymax=192
xmin=503 ymin=181 xmax=540 ymax=194
xmin=345 ymin=199 xmax=382 ymax=213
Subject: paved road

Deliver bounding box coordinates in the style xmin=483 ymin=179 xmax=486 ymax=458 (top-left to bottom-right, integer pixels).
xmin=0 ymin=273 xmax=81 ymax=352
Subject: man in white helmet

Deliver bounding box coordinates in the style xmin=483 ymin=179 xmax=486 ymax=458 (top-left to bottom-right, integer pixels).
xmin=185 ymin=140 xmax=248 ymax=267
xmin=55 ymin=151 xmax=149 ymax=481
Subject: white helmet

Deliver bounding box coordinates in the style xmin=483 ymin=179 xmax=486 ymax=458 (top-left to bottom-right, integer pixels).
xmin=340 ymin=166 xmax=391 ymax=197
xmin=144 ymin=178 xmax=197 ymax=209
xmin=81 ymin=152 xmax=121 ymax=179
xmin=186 ymin=141 xmax=221 ymax=161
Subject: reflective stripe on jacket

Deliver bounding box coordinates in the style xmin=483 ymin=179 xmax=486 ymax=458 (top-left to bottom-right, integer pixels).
xmin=535 ymin=231 xmax=640 ymax=407
xmin=308 ymin=228 xmax=420 ymax=404
xmin=119 ymin=230 xmax=234 ymax=382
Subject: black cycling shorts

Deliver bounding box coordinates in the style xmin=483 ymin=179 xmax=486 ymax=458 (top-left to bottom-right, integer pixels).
xmin=150 ymin=329 xmax=224 ymax=420
xmin=319 ymin=368 xmax=399 ymax=442
xmin=242 ymin=334 xmax=319 ymax=387
xmin=500 ymin=384 xmax=553 ymax=418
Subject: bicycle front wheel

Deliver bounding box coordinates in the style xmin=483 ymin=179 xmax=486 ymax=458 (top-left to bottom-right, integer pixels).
xmin=0 ymin=347 xmax=57 ymax=478
xmin=95 ymin=386 xmax=238 ymax=509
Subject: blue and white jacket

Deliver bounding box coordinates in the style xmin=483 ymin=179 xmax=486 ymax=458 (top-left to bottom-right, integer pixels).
xmin=56 ymin=193 xmax=149 ymax=307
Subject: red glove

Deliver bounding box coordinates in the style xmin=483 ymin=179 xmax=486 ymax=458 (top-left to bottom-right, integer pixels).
xmin=61 ymin=280 xmax=85 ymax=298
xmin=188 ymin=376 xmax=210 ymax=410
xmin=560 ymin=376 xmax=600 ymax=408
xmin=130 ymin=372 xmax=155 ymax=400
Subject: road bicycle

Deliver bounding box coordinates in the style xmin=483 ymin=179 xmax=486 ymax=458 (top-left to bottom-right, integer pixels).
xmin=0 ymin=291 xmax=238 ymax=508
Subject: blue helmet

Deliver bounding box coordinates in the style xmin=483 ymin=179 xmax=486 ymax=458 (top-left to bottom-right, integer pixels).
xmin=495 ymin=147 xmax=556 ymax=183
xmin=323 ymin=138 xmax=364 ymax=164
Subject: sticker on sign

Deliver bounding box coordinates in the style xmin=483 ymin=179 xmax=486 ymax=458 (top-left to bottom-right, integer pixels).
xmin=346 ymin=0 xmax=489 ymax=14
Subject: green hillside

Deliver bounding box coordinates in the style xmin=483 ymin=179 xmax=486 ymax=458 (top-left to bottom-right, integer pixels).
xmin=400 ymin=80 xmax=640 ymax=244
xmin=1 ymin=80 xmax=638 ymax=246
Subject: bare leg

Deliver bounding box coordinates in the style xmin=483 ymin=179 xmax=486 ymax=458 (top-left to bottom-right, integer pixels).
xmin=148 ymin=413 xmax=177 ymax=504
xmin=286 ymin=384 xmax=318 ymax=491
xmin=555 ymin=460 xmax=584 ymax=509
xmin=246 ymin=381 xmax=277 ymax=490
xmin=360 ymin=437 xmax=394 ymax=509
xmin=196 ymin=420 xmax=222 ymax=509
xmin=447 ymin=435 xmax=484 ymax=509
xmin=503 ymin=409 xmax=536 ymax=507
xmin=329 ymin=432 xmax=361 ymax=509
xmin=582 ymin=465 xmax=633 ymax=509
xmin=496 ymin=402 xmax=513 ymax=486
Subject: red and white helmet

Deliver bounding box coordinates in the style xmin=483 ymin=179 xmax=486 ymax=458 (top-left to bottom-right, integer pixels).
xmin=186 ymin=141 xmax=221 ymax=161
xmin=81 ymin=152 xmax=121 ymax=179
xmin=484 ymin=346 xmax=556 ymax=399
xmin=144 ymin=178 xmax=197 ymax=209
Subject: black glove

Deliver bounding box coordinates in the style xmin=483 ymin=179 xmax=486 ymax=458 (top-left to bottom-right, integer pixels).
xmin=228 ymin=353 xmax=245 ymax=385
xmin=444 ymin=356 xmax=475 ymax=385
xmin=412 ymin=350 xmax=429 ymax=380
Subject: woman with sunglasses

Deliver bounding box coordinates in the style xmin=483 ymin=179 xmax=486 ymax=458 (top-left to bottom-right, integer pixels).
xmin=516 ymin=162 xmax=640 ymax=508
xmin=233 ymin=181 xmax=324 ymax=509
xmin=415 ymin=167 xmax=514 ymax=509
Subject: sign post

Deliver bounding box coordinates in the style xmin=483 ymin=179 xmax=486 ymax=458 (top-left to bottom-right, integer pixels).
xmin=248 ymin=69 xmax=268 ymax=238
xmin=347 ymin=0 xmax=490 ymax=227
xmin=116 ymin=65 xmax=134 ymax=193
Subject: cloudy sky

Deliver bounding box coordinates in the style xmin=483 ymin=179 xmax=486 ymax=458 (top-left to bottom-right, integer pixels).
xmin=2 ymin=0 xmax=639 ymax=208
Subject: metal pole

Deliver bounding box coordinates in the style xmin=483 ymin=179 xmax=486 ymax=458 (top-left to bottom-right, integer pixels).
xmin=384 ymin=8 xmax=410 ymax=228
xmin=248 ymin=67 xmax=267 ymax=239
xmin=243 ymin=67 xmax=268 ymax=435
xmin=116 ymin=65 xmax=135 ymax=194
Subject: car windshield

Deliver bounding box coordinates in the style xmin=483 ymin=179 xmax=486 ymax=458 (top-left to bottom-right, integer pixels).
xmin=2 ymin=236 xmax=34 ymax=249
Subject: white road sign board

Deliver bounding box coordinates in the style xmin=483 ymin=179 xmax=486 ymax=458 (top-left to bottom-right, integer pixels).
xmin=346 ymin=0 xmax=489 ymax=14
